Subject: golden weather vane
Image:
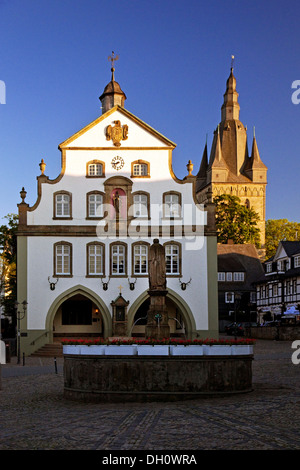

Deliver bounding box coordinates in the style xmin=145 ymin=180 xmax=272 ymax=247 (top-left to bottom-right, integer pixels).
xmin=108 ymin=51 xmax=119 ymax=69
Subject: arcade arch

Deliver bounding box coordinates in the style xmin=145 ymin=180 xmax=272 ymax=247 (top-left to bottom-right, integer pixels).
xmin=46 ymin=285 xmax=112 ymax=342
xmin=127 ymin=288 xmax=196 ymax=339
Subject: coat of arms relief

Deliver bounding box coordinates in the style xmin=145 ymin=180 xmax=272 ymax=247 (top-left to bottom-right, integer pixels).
xmin=106 ymin=120 xmax=128 ymax=147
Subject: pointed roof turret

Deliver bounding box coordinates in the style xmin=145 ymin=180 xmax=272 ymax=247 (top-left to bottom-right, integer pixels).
xmin=209 ymin=126 xmax=228 ymax=170
xmin=99 ymin=52 xmax=127 ymax=114
xmin=244 ymin=128 xmax=267 ymax=182
xmin=196 ymin=140 xmax=208 ymax=191
xmin=206 ymin=126 xmax=229 ymax=183
xmin=250 ymin=128 xmax=267 ymax=168
xmin=197 ymin=140 xmax=208 ymax=178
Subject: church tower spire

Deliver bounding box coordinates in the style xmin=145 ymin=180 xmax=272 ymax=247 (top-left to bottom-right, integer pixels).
xmin=99 ymin=52 xmax=127 ymax=114
xmin=196 ymin=59 xmax=268 ymax=254
xmin=221 ymin=58 xmax=240 ymax=122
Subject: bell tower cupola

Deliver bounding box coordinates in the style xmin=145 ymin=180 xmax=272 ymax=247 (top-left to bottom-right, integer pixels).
xmin=99 ymin=52 xmax=127 ymax=114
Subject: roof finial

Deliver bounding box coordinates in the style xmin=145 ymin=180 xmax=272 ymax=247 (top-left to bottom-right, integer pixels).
xmin=108 ymin=51 xmax=119 ymax=81
xmin=253 ymin=125 xmax=256 ymax=138
xmin=231 ymin=54 xmax=235 ymax=71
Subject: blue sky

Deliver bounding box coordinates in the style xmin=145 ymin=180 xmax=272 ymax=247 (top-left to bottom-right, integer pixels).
xmin=0 ymin=0 xmax=299 ymax=224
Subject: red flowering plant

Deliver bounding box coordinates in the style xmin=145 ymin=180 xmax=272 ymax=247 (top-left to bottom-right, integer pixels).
xmin=133 ymin=338 xmax=171 ymax=346
xmin=61 ymin=337 xmax=255 ymax=346
xmin=202 ymin=338 xmax=255 ymax=346
xmin=61 ymin=338 xmax=106 ymax=346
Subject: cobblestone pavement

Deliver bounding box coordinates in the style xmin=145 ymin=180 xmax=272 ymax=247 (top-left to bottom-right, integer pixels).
xmin=0 ymin=339 xmax=300 ymax=451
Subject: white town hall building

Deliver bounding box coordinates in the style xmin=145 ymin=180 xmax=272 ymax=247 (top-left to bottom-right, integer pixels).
xmin=16 ymin=61 xmax=218 ymax=355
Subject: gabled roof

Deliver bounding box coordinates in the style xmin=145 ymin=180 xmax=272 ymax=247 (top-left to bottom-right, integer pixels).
xmin=217 ymin=244 xmax=264 ymax=290
xmin=58 ymin=105 xmax=176 ymax=149
xmin=281 ymin=240 xmax=300 ymax=257
xmin=273 ymin=240 xmax=300 ymax=261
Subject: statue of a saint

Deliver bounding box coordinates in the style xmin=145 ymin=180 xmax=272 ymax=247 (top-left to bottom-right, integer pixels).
xmin=148 ymin=239 xmax=166 ymax=291
xmin=113 ymin=191 xmax=120 ymax=214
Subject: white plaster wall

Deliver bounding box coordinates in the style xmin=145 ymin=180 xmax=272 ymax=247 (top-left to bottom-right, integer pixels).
xmin=25 ymin=107 xmax=211 ymax=333
xmin=26 ymin=235 xmax=209 ymax=331
xmin=63 ymin=109 xmax=170 ymax=149
xmin=27 ymin=146 xmax=200 ymax=226
xmin=27 ymin=107 xmax=199 ymax=226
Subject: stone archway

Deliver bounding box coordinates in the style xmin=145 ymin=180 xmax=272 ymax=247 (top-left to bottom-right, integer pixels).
xmin=127 ymin=288 xmax=197 ymax=339
xmin=45 ymin=285 xmax=112 ymax=342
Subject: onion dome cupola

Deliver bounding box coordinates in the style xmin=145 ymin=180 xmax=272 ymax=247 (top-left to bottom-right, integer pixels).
xmin=99 ymin=52 xmax=127 ymax=114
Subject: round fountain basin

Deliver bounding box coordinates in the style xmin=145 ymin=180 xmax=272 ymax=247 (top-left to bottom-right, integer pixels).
xmin=63 ymin=353 xmax=253 ymax=402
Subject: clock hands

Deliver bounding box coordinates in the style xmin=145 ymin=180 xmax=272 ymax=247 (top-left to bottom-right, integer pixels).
xmin=111 ymin=156 xmax=124 ymax=170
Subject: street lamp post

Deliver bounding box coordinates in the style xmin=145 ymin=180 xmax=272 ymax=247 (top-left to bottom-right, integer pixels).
xmin=15 ymin=300 xmax=27 ymax=365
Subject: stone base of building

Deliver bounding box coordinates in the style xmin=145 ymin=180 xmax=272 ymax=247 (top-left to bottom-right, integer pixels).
xmin=63 ymin=354 xmax=253 ymax=403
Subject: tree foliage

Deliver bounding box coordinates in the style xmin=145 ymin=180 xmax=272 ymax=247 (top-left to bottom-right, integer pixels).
xmin=265 ymin=218 xmax=300 ymax=259
xmin=214 ymin=194 xmax=261 ymax=247
xmin=0 ymin=214 xmax=18 ymax=320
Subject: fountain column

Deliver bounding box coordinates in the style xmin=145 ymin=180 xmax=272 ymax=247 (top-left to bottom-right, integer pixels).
xmin=145 ymin=239 xmax=170 ymax=340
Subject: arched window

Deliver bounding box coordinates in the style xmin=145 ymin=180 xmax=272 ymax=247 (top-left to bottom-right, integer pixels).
xmin=132 ymin=192 xmax=149 ymax=218
xmin=164 ymin=242 xmax=181 ymax=275
xmin=86 ymin=160 xmax=105 ymax=178
xmin=54 ymin=242 xmax=72 ymax=276
xmin=163 ymin=191 xmax=181 ymax=218
xmin=132 ymin=242 xmax=149 ymax=276
xmin=131 ymin=160 xmax=150 ymax=177
xmin=87 ymin=191 xmax=105 ymax=218
xmin=54 ymin=191 xmax=72 ymax=219
xmin=87 ymin=242 xmax=105 ymax=276
xmin=110 ymin=242 xmax=127 ymax=276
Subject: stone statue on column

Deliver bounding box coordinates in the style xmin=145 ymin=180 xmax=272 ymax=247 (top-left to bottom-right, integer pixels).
xmin=148 ymin=239 xmax=166 ymax=291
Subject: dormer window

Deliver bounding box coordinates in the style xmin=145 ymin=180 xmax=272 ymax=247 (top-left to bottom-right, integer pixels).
xmin=266 ymin=263 xmax=272 ymax=273
xmin=86 ymin=160 xmax=105 ymax=178
xmin=295 ymin=255 xmax=300 ymax=268
xmin=233 ymin=272 xmax=244 ymax=282
xmin=278 ymin=259 xmax=290 ymax=271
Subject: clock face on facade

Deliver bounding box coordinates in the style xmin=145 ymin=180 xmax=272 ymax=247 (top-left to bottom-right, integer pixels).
xmin=111 ymin=156 xmax=124 ymax=170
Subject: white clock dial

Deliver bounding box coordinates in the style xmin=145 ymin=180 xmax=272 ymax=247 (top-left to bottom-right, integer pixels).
xmin=111 ymin=156 xmax=124 ymax=170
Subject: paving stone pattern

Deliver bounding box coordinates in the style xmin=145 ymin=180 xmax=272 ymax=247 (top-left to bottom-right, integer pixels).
xmin=0 ymin=339 xmax=300 ymax=450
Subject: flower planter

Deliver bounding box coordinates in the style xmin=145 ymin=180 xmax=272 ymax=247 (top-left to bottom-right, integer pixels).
xmin=63 ymin=345 xmax=81 ymax=355
xmin=170 ymin=345 xmax=203 ymax=356
xmin=137 ymin=345 xmax=169 ymax=356
xmin=203 ymin=345 xmax=232 ymax=356
xmin=231 ymin=345 xmax=253 ymax=355
xmin=80 ymin=345 xmax=106 ymax=355
xmin=105 ymin=345 xmax=137 ymax=355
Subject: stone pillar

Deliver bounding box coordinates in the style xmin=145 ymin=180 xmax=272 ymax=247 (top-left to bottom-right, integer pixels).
xmin=145 ymin=290 xmax=169 ymax=340
xmin=145 ymin=239 xmax=170 ymax=340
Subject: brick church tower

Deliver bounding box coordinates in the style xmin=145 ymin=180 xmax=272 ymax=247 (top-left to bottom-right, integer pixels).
xmin=196 ymin=66 xmax=267 ymax=255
